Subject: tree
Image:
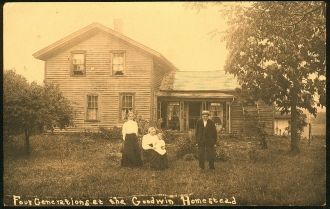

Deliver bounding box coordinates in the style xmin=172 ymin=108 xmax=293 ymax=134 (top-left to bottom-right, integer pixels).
xmin=3 ymin=70 xmax=74 ymax=155
xmin=188 ymin=2 xmax=326 ymax=153
xmin=188 ymin=1 xmax=325 ymax=154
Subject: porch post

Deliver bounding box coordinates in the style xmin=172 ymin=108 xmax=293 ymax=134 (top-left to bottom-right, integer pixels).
xmin=157 ymin=99 xmax=161 ymax=125
xmin=228 ymin=102 xmax=231 ymax=133
xmin=154 ymin=93 xmax=157 ymax=121
xmin=180 ymin=101 xmax=184 ymax=131
xmin=185 ymin=102 xmax=189 ymax=131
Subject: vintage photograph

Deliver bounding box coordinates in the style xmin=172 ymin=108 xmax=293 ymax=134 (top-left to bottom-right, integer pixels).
xmin=3 ymin=2 xmax=326 ymax=206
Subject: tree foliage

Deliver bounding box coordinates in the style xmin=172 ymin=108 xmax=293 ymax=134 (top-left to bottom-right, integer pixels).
xmin=222 ymin=2 xmax=325 ymax=110
xmin=220 ymin=2 xmax=326 ymax=153
xmin=4 ymin=70 xmax=74 ymax=154
xmin=188 ymin=1 xmax=326 ymax=153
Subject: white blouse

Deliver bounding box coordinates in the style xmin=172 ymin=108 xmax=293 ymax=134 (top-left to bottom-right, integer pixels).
xmin=142 ymin=133 xmax=166 ymax=155
xmin=122 ymin=120 xmax=138 ymax=140
xmin=142 ymin=134 xmax=158 ymax=150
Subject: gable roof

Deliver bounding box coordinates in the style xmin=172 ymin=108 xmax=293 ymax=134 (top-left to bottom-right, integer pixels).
xmin=33 ymin=22 xmax=176 ymax=70
xmin=160 ymin=70 xmax=240 ymax=91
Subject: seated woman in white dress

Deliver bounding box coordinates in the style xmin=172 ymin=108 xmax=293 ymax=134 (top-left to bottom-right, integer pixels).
xmin=142 ymin=127 xmax=168 ymax=170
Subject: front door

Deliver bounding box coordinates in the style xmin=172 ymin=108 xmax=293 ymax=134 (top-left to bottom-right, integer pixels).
xmin=167 ymin=102 xmax=180 ymax=130
xmin=188 ymin=102 xmax=202 ymax=129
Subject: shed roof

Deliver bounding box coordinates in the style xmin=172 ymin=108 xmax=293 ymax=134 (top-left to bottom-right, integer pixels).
xmin=33 ymin=22 xmax=176 ymax=70
xmin=160 ymin=70 xmax=240 ymax=91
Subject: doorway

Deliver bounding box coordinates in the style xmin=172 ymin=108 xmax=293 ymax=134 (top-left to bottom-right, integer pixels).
xmin=167 ymin=101 xmax=180 ymax=130
xmin=188 ymin=102 xmax=202 ymax=129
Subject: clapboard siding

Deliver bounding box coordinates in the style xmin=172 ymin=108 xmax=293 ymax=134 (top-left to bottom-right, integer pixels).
xmin=150 ymin=62 xmax=168 ymax=120
xmin=230 ymin=99 xmax=274 ymax=135
xmin=45 ymin=31 xmax=153 ymax=130
xmin=153 ymin=63 xmax=167 ymax=90
xmin=231 ymin=100 xmax=244 ymax=134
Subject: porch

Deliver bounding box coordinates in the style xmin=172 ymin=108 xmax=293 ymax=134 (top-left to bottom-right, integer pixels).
xmin=156 ymin=92 xmax=235 ymax=133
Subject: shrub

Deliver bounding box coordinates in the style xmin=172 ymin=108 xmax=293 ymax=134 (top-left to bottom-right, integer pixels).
xmin=215 ymin=146 xmax=230 ymax=161
xmin=160 ymin=129 xmax=180 ymax=144
xmin=135 ymin=114 xmax=162 ymax=135
xmin=98 ymin=126 xmax=122 ymax=141
xmin=175 ymin=134 xmax=197 ymax=159
xmin=136 ymin=116 xmax=149 ymax=135
xmin=244 ymin=112 xmax=268 ymax=149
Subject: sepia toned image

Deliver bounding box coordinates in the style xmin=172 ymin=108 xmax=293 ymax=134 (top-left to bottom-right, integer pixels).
xmin=3 ymin=2 xmax=326 ymax=206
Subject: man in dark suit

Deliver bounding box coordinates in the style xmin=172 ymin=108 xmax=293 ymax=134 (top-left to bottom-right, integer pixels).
xmin=195 ymin=110 xmax=218 ymax=170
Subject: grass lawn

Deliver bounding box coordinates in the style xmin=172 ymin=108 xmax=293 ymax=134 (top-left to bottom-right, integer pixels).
xmin=3 ymin=133 xmax=326 ymax=206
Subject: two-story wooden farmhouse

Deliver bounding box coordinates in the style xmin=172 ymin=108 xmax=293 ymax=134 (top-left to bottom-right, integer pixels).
xmin=33 ymin=22 xmax=275 ymax=135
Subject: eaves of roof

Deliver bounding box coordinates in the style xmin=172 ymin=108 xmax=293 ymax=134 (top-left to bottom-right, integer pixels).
xmin=33 ymin=22 xmax=177 ymax=70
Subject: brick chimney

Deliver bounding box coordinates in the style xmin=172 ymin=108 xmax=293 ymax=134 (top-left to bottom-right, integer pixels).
xmin=113 ymin=18 xmax=123 ymax=33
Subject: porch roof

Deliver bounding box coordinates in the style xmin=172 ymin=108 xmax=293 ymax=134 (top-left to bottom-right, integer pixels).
xmin=156 ymin=91 xmax=235 ymax=99
xmin=160 ymin=70 xmax=240 ymax=91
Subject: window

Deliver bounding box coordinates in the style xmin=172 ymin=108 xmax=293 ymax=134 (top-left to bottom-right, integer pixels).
xmin=71 ymin=52 xmax=86 ymax=76
xmin=210 ymin=102 xmax=222 ymax=125
xmin=87 ymin=95 xmax=98 ymax=121
xmin=111 ymin=52 xmax=125 ymax=75
xmin=120 ymin=93 xmax=134 ymax=120
xmin=202 ymin=102 xmax=210 ymax=111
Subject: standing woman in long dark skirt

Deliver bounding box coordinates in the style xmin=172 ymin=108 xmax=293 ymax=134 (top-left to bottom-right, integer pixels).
xmin=121 ymin=112 xmax=142 ymax=167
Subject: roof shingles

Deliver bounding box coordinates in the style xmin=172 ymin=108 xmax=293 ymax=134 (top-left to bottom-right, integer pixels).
xmin=160 ymin=71 xmax=240 ymax=91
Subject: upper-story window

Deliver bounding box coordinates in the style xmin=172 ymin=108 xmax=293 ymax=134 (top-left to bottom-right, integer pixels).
xmin=71 ymin=52 xmax=86 ymax=76
xmin=111 ymin=51 xmax=125 ymax=76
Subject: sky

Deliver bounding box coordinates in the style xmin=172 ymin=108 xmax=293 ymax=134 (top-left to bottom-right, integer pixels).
xmin=4 ymin=2 xmax=326 ymax=115
xmin=4 ymin=2 xmax=229 ymax=84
